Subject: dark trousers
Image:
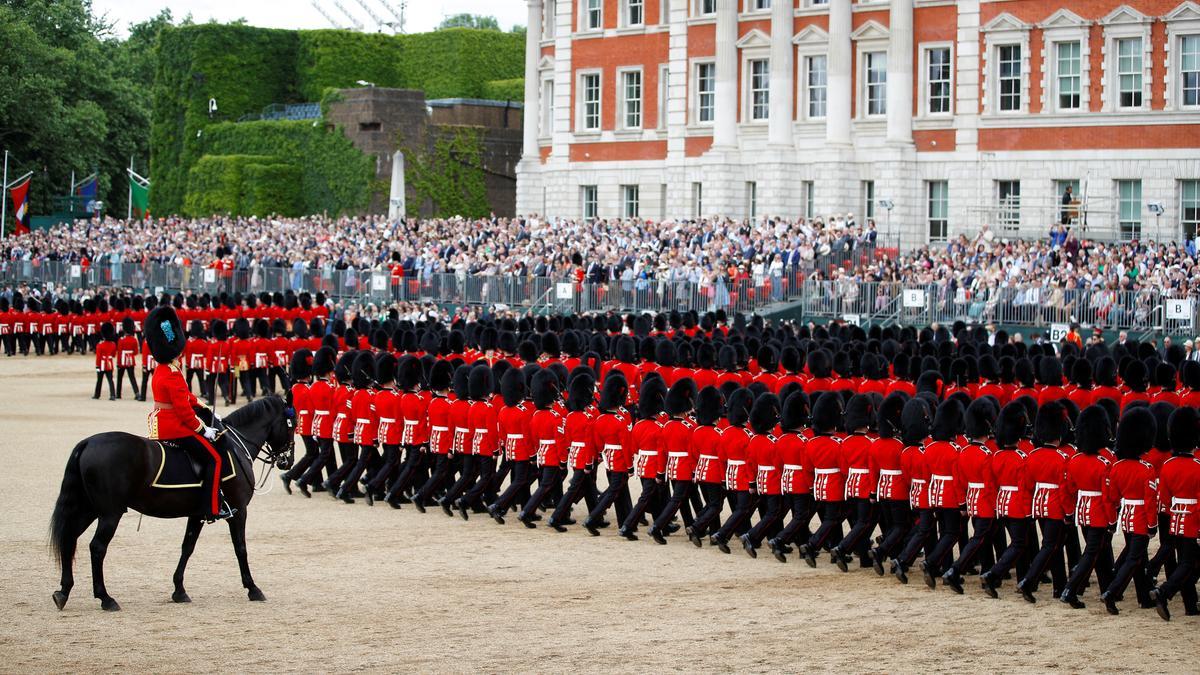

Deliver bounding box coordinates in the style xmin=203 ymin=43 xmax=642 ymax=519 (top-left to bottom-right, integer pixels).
xmin=713 ymin=490 xmax=757 ymax=542
xmin=324 ymin=441 xmax=358 ymax=490
xmin=16 ymin=332 xmax=29 ymax=354
xmin=774 ymin=492 xmax=815 ymax=545
xmin=186 ymin=368 xmax=204 ymax=398
xmin=1157 ymin=536 xmax=1199 ymax=611
xmin=1021 ymin=518 xmax=1068 ymax=593
xmin=587 ymin=470 xmax=632 ymax=526
xmin=1106 ymin=532 xmax=1152 ymax=605
xmin=337 ymin=444 xmax=377 ymax=494
xmin=2 ymin=333 xmax=14 ymax=355
xmin=690 ymin=484 xmax=727 ymax=537
xmin=493 ymin=459 xmax=534 ymax=515
xmin=746 ymin=493 xmax=784 ymax=547
xmin=876 ymin=500 xmax=912 ymax=559
xmin=550 ymin=467 xmax=597 ymax=525
xmin=896 ymin=508 xmax=936 ymax=567
xmin=621 ymin=477 xmax=665 ymax=534
xmin=986 ymin=518 xmax=1033 ymax=582
xmin=93 ymin=370 xmax=115 ymax=399
xmin=443 ymin=455 xmax=479 ymax=506
xmin=364 ymin=443 xmax=402 ymax=493
xmin=652 ymin=480 xmax=696 ymax=534
xmin=139 ymin=368 xmax=151 ymax=400
xmin=806 ymin=500 xmax=845 ymax=552
xmin=520 ymin=465 xmax=564 ymax=521
xmin=205 ymin=373 xmax=230 ymax=407
xmin=116 ymin=367 xmax=139 ymax=399
xmin=925 ymin=508 xmax=964 ymax=575
xmin=267 ymin=366 xmax=287 ymax=394
xmin=416 ymin=454 xmax=454 ymax=505
xmin=284 ymin=435 xmax=320 ymax=482
xmin=835 ymin=498 xmax=876 ymax=556
xmin=950 ymin=516 xmax=999 ymax=576
xmin=1147 ymin=513 xmax=1175 ymax=580
xmin=298 ymin=437 xmax=336 ymax=486
xmin=382 ymin=445 xmax=424 ymax=497
xmin=1063 ymin=525 xmax=1114 ymax=599
xmin=462 ymin=455 xmax=498 ymax=509
xmin=33 ymin=332 xmax=45 ymax=355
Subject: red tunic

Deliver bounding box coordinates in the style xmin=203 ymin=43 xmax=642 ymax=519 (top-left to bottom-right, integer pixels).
xmin=184 ymin=339 xmax=207 ymax=371
xmin=1024 ymin=446 xmax=1070 ymax=519
xmin=692 ymin=425 xmax=725 ymax=484
xmin=1106 ymin=458 xmax=1159 ymax=534
xmin=374 ymin=387 xmax=402 ymax=446
xmin=399 ymin=391 xmax=429 ymax=445
xmin=925 ymin=440 xmax=964 ymax=508
xmin=309 ymin=379 xmax=335 ymax=439
xmin=958 ymin=442 xmax=996 ymax=518
xmin=749 ymin=433 xmax=781 ymax=495
xmin=94 ymin=341 xmax=116 ymax=371
xmin=1159 ymin=455 xmax=1200 ymax=538
xmin=292 ymin=381 xmax=313 ymax=436
xmin=593 ymin=411 xmax=633 ymax=472
xmin=332 ymin=385 xmax=354 ymax=444
xmin=351 ymin=388 xmax=377 ymax=446
xmin=1064 ymin=453 xmax=1113 ymax=527
xmin=426 ymin=395 xmax=452 ymax=454
xmin=778 ymin=432 xmax=810 ymax=494
xmin=147 ymin=364 xmax=203 ymax=439
xmin=841 ymin=434 xmax=875 ymax=499
xmin=468 ymin=400 xmax=499 ymax=457
xmin=901 ymin=444 xmax=930 ymax=509
xmin=662 ymin=418 xmax=697 ymax=481
xmin=993 ymin=449 xmax=1031 ymax=518
xmin=449 ymin=398 xmax=472 ymax=454
xmin=807 ymin=435 xmax=845 ymax=502
xmin=530 ymin=408 xmax=565 ymax=467
xmin=632 ymin=419 xmax=665 ymax=478
xmin=563 ymin=410 xmax=595 ymax=469
xmin=1143 ymin=448 xmax=1171 ymax=476
xmin=1038 ymin=386 xmax=1068 ymax=406
xmin=117 ymin=335 xmax=138 ymax=368
xmin=870 ymin=437 xmax=907 ymax=501
xmin=1120 ymin=391 xmax=1150 ymax=410
xmin=497 ymin=403 xmax=534 ymax=461
xmin=720 ymin=426 xmax=754 ymax=491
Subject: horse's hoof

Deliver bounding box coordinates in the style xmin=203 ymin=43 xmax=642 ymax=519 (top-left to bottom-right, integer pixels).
xmin=52 ymin=591 xmax=68 ymax=610
xmin=172 ymin=591 xmax=191 ymax=603
xmin=100 ymin=598 xmax=121 ymax=612
xmin=247 ymin=588 xmax=266 ymax=602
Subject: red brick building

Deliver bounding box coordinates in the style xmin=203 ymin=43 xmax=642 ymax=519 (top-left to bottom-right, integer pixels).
xmin=516 ymin=0 xmax=1200 ymax=246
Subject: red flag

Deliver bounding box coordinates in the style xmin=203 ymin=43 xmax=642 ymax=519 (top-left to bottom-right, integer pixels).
xmin=10 ymin=177 xmax=30 ymax=235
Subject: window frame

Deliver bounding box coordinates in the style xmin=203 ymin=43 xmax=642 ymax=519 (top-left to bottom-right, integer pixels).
xmin=658 ymin=64 xmax=669 ymax=131
xmin=1054 ymin=40 xmax=1083 ymax=112
xmin=1181 ymin=35 xmax=1200 ymax=109
xmin=746 ymin=181 xmax=758 ymax=220
xmin=921 ymin=44 xmax=953 ymax=117
xmin=927 ymin=180 xmax=949 ymax=243
xmin=621 ymin=184 xmax=641 ymax=219
xmin=692 ymin=182 xmax=703 ymax=218
xmin=618 ymin=67 xmax=644 ymax=131
xmin=996 ymin=44 xmax=1023 ymax=113
xmin=623 ymin=0 xmax=645 ymax=28
xmin=581 ymin=0 xmax=603 ymax=32
xmin=577 ymin=70 xmax=602 ymax=133
xmin=745 ymin=57 xmax=771 ymax=123
xmin=1117 ymin=179 xmax=1143 ymax=241
xmin=692 ymin=60 xmax=716 ymax=125
xmin=862 ymin=180 xmax=875 ymax=221
xmin=802 ymin=181 xmax=815 ymax=220
xmin=996 ymin=180 xmax=1021 ymax=233
xmin=540 ymin=76 xmax=555 ymax=138
xmin=1181 ymin=179 xmax=1200 ymax=241
xmin=695 ymin=0 xmax=717 ymax=17
xmin=862 ymin=50 xmax=888 ymax=118
xmin=1101 ymin=10 xmax=1152 ymax=113
xmin=1165 ymin=3 xmax=1200 ymax=111
xmin=804 ymin=54 xmax=829 ymax=120
xmin=581 ymin=185 xmax=599 ymax=220
xmin=1115 ymin=36 xmax=1145 ymax=110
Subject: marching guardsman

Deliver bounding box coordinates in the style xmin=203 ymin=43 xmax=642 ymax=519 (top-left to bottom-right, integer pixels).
xmin=280 ymin=348 xmax=316 ymax=495
xmin=144 ymin=304 xmax=231 ymax=521
xmin=547 ymin=373 xmax=598 ymax=531
xmin=410 ymin=360 xmax=455 ymax=510
xmin=1151 ymin=406 xmax=1200 ymax=620
xmin=488 ymin=368 xmax=535 ymax=522
xmin=517 ymin=369 xmax=565 ymax=527
xmin=868 ymin=392 xmax=910 ymax=575
xmin=740 ymin=394 xmax=783 ymax=558
xmin=455 ymin=365 xmax=503 ymax=518
xmin=268 ymin=319 xmax=290 ymax=394
xmin=385 ymin=355 xmax=430 ymax=504
xmin=1059 ymin=404 xmax=1116 ymax=609
xmin=888 ymin=397 xmax=933 ymax=581
xmin=654 ymin=385 xmax=718 ymax=544
xmin=582 ymin=374 xmax=633 ymax=534
xmin=54 ymin=299 xmax=71 ymax=355
xmin=618 ymin=377 xmax=668 ymax=540
xmin=1016 ymin=400 xmax=1072 ymax=602
xmin=232 ymin=318 xmax=253 ymax=402
xmin=1101 ymin=406 xmax=1159 ymax=615
xmin=116 ymin=318 xmax=140 ymax=400
xmin=205 ymin=321 xmax=232 ymax=407
xmin=93 ymin=323 xmax=117 ymax=401
xmin=942 ymin=398 xmax=1000 ymax=593
xmin=765 ymin=391 xmax=812 ymax=562
xmin=441 ymin=365 xmax=492 ymax=515
xmin=137 ymin=313 xmax=153 ymax=401
xmin=645 ymin=379 xmax=696 ymax=542
xmin=335 ymin=351 xmax=382 ymax=504
xmin=184 ymin=321 xmax=208 ymax=398
xmin=981 ymin=402 xmax=1034 ymax=598
xmin=830 ymin=394 xmax=878 ymax=571
xmin=323 ymin=350 xmax=359 ymax=495
xmin=796 ymin=393 xmax=846 ymax=566
xmin=0 ymin=297 xmax=12 ymax=356
xmin=364 ymin=354 xmax=405 ymax=502
xmin=919 ymin=400 xmax=966 ymax=588
xmin=690 ymin=388 xmax=753 ymax=546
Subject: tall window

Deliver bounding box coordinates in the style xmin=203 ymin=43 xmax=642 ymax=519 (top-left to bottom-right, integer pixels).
xmin=928 ymin=181 xmax=949 ymax=241
xmin=626 ymin=0 xmax=644 ymax=26
xmin=998 ymin=45 xmax=1022 ymax=112
xmin=584 ymin=0 xmax=602 ymax=30
xmin=749 ymin=59 xmax=770 ymax=121
xmin=1182 ymin=36 xmax=1200 ymax=108
xmin=581 ymin=185 xmax=598 ymax=220
xmin=1182 ymin=180 xmax=1200 ymax=240
xmin=1056 ymin=41 xmax=1081 ymax=111
xmin=541 ymin=79 xmax=554 ymax=134
xmin=927 ymin=47 xmax=951 ymax=114
xmin=622 ymin=185 xmax=640 ymax=218
xmin=862 ymin=181 xmax=875 ymax=220
xmin=1118 ymin=179 xmax=1142 ymax=240
xmin=692 ymin=182 xmax=703 ymax=218
xmin=802 ymin=181 xmax=815 ymax=219
xmin=750 ymin=0 xmax=770 ymax=10
xmin=696 ymin=62 xmax=715 ymax=123
xmin=746 ymin=182 xmax=758 ymax=219
xmin=697 ymin=0 xmax=716 ymax=15
xmin=807 ymin=55 xmax=827 ymax=118
xmin=622 ymin=70 xmax=643 ymax=129
xmin=865 ymin=51 xmax=887 ymax=116
xmin=997 ymin=180 xmax=1020 ymax=231
xmin=580 ymin=73 xmax=600 ymax=131
xmin=1117 ymin=37 xmax=1143 ymax=108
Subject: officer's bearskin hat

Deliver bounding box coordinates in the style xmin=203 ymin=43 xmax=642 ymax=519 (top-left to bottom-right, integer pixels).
xmin=1074 ymin=405 xmax=1112 ymax=456
xmin=780 ymin=389 xmax=810 ymax=432
xmin=749 ymin=394 xmax=780 ymax=435
xmin=932 ymin=399 xmax=964 ymax=442
xmin=530 ymin=368 xmax=560 ymax=409
xmin=1151 ymin=401 xmax=1176 ymax=451
xmin=844 ymin=393 xmax=875 ymax=432
xmin=1169 ymin=406 xmax=1199 ymax=454
xmin=807 ymin=349 xmax=833 ymax=379
xmin=811 ymin=390 xmax=844 ymax=434
xmin=900 ymin=398 xmax=932 ymax=446
xmin=876 ymin=391 xmax=908 ymax=438
xmin=145 ymin=305 xmax=186 ymax=365
xmin=964 ymin=397 xmax=996 ymax=440
xmin=566 ymin=372 xmax=595 ymax=412
xmin=1032 ymin=400 xmax=1068 ymax=445
xmin=469 ymin=364 xmax=494 ymax=402
xmin=289 ymin=349 xmax=314 ymax=382
xmin=427 ymin=359 xmax=453 ymax=392
xmin=499 ymin=367 xmax=526 ymax=407
xmin=351 ymin=351 xmax=375 ymax=389
xmin=726 ymin=388 xmax=754 ymax=427
xmin=598 ymin=373 xmax=628 ymax=412
xmin=692 ymin=386 xmax=722 ymax=426
xmin=1116 ymin=406 xmax=1156 ymax=460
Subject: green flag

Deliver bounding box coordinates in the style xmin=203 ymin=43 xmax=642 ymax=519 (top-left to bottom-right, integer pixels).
xmin=131 ymin=179 xmax=149 ymax=218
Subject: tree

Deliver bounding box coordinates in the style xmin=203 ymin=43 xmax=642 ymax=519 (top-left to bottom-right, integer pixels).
xmin=436 ymin=13 xmax=500 ymax=31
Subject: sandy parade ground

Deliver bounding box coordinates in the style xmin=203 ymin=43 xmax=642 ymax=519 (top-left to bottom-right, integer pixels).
xmin=0 ymin=355 xmax=1195 ymax=673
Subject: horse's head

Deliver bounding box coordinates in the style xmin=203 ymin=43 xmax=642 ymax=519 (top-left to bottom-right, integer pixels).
xmin=223 ymin=395 xmax=295 ymax=470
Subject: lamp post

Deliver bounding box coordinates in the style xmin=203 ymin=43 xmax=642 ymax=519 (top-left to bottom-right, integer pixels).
xmin=1148 ymin=201 xmax=1165 ymax=240
xmin=879 ymin=198 xmax=895 ymax=254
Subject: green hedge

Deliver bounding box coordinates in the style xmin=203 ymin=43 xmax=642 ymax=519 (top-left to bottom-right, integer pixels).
xmin=408 ymin=125 xmax=489 ymax=219
xmin=184 ymin=154 xmax=274 ymax=216
xmin=200 ymin=120 xmax=373 ymax=215
xmin=296 ymin=30 xmax=406 ymax=101
xmin=243 ymin=163 xmax=303 ymax=217
xmin=481 ymin=78 xmax=524 ymax=102
xmin=402 ymin=28 xmax=523 ymax=99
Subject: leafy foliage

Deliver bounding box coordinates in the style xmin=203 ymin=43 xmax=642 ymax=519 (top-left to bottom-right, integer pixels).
xmin=406 ymin=126 xmax=489 ymax=219
xmin=242 ymin=163 xmax=303 ymax=217
xmin=481 ymin=78 xmax=525 ymax=102
xmin=183 ymin=154 xmax=269 ymax=216
xmin=402 ymin=28 xmax=524 ymax=99
xmin=296 ymin=30 xmax=406 ymax=101
xmin=437 ymin=14 xmax=501 ymax=31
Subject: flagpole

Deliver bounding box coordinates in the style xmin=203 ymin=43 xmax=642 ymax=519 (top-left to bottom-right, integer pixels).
xmin=127 ymin=156 xmax=134 ymax=221
xmin=1 ymin=149 xmax=8 ymax=242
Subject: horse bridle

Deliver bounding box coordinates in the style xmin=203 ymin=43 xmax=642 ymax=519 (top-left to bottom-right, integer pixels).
xmin=220 ymin=417 xmax=295 ymax=491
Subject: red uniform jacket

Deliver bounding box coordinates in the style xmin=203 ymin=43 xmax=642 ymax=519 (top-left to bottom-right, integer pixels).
xmin=1038 ymin=386 xmax=1068 ymax=406
xmin=1144 ymin=448 xmax=1171 ymax=476
xmin=309 ymin=378 xmax=335 ymax=439
xmin=563 ymin=410 xmax=595 ymax=469
xmin=332 ymin=385 xmax=354 ymax=444
xmin=398 ymin=391 xmax=428 ymax=446
xmin=977 ymin=382 xmax=1008 ymax=405
xmin=1023 ymin=445 xmax=1069 ymax=519
xmin=292 ymin=381 xmax=313 ymax=437
xmin=1120 ymin=391 xmax=1150 ymax=410
xmin=1159 ymin=454 xmax=1200 ymax=538
xmin=692 ymin=425 xmax=725 ymax=484
xmin=1064 ymin=452 xmax=1113 ymax=527
xmin=374 ymin=387 xmax=402 ymax=446
xmin=778 ymin=432 xmax=810 ymax=494
xmin=95 ymin=341 xmax=116 ymax=371
xmin=870 ymin=437 xmax=907 ymax=501
xmin=925 ymin=440 xmax=964 ymax=508
xmin=901 ymin=443 xmax=930 ymax=509
xmin=593 ymin=410 xmax=633 ymax=472
xmin=530 ymin=408 xmax=565 ymax=467
xmin=468 ymin=400 xmax=499 ymax=457
xmin=206 ymin=340 xmax=230 ymax=374
xmin=185 ymin=339 xmax=207 ymax=371
xmin=749 ymin=433 xmax=781 ymax=495
xmin=720 ymin=426 xmax=754 ymax=491
xmin=1106 ymin=458 xmax=1159 ymax=534
xmin=117 ymin=335 xmax=138 ymax=368
xmin=632 ymin=419 xmax=665 ymax=478
xmin=993 ymin=448 xmax=1030 ymax=518
xmin=807 ymin=435 xmax=845 ymax=502
xmin=148 ymin=364 xmax=203 ymax=440
xmin=1067 ymin=387 xmax=1094 ymax=411
xmin=662 ymin=417 xmax=697 ymax=481
xmin=351 ymin=388 xmax=377 ymax=446
xmin=498 ymin=403 xmax=534 ymax=461
xmin=958 ymin=442 xmax=996 ymax=518
xmin=426 ymin=395 xmax=452 ymax=454
xmin=841 ymin=434 xmax=874 ymax=500
xmin=449 ymin=398 xmax=472 ymax=454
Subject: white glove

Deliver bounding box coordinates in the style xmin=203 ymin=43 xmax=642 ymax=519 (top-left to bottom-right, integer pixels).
xmin=202 ymin=426 xmax=219 ymax=441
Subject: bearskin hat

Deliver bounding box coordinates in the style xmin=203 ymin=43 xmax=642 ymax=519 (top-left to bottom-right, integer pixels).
xmin=726 ymin=388 xmax=754 ymax=427
xmin=929 ymin=399 xmax=963 ymax=442
xmin=350 ymin=351 xmax=375 ymax=389
xmin=1156 ymin=362 xmax=1178 ymax=392
xmin=900 ymin=398 xmax=932 ymax=446
xmin=843 ymin=393 xmax=875 ymax=432
xmin=638 ymin=377 xmax=668 ymax=420
xmin=749 ymin=394 xmax=780 ymax=435
xmin=1092 ymin=355 xmax=1117 ymax=388
xmin=1038 ymin=356 xmax=1063 ymax=386
xmin=665 ymin=379 xmax=694 ymax=416
xmin=597 ymin=374 xmax=627 ymax=412
xmin=1074 ymin=405 xmax=1112 ymax=456
xmin=961 ymin=397 xmax=995 ymax=440
xmin=120 ymin=317 xmax=135 ymax=336
xmin=99 ymin=322 xmax=115 ymax=342
xmin=1169 ymin=406 xmax=1199 ymax=454
xmin=144 ymin=305 xmax=186 ymax=365
xmin=718 ymin=379 xmax=741 ymax=405
xmin=875 ymin=391 xmax=907 ymax=438
xmin=289 ymin=348 xmax=314 ymax=382
xmin=426 ymin=359 xmax=453 ymax=392
xmin=1181 ymin=359 xmax=1200 ymax=391
xmin=717 ymin=345 xmax=739 ymax=372
xmin=654 ymin=339 xmax=677 ymax=368
xmin=1032 ymin=400 xmax=1069 ymax=445
xmin=780 ymin=390 xmax=810 ymax=432
xmin=451 ymin=364 xmax=472 ymax=400
xmin=995 ymin=402 xmax=1029 ymax=448
xmin=374 ymin=352 xmax=397 ymax=386
xmin=309 ymin=346 xmax=334 ymax=378
xmin=805 ymin=349 xmax=831 ymax=379
xmin=1124 ymin=359 xmax=1148 ymax=392
xmin=1013 ymin=358 xmax=1035 ymax=388
xmin=694 ymin=386 xmax=724 ymax=426
xmin=497 ymin=368 xmax=525 ymax=407
xmin=811 ymin=391 xmax=843 ymax=434
xmin=566 ymin=372 xmax=594 ymax=412
xmin=1116 ymin=406 xmax=1156 ymax=460
xmin=1151 ymin=401 xmax=1176 ymax=451
xmin=915 ymin=370 xmax=943 ymax=398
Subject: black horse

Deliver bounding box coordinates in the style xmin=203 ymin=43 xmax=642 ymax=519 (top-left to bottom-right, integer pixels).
xmin=49 ymin=396 xmax=294 ymax=611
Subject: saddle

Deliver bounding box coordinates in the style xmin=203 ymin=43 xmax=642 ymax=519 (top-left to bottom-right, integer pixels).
xmin=151 ymin=440 xmax=239 ymax=489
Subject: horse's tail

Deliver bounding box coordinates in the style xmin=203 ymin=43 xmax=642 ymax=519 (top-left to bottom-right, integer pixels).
xmin=49 ymin=439 xmax=92 ymax=565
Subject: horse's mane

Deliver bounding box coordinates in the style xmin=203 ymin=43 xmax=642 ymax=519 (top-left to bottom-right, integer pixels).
xmin=224 ymin=395 xmax=285 ymax=428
